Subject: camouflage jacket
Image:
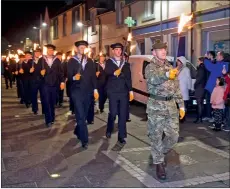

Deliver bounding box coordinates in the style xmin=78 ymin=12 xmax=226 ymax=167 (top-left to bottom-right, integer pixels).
xmin=145 ymin=56 xmax=184 ymax=109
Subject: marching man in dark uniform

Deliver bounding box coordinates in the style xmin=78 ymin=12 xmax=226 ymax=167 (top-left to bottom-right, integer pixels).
xmin=95 ymin=53 xmax=107 ymax=113
xmin=56 ymin=52 xmax=65 ymax=107
xmin=39 ymin=44 xmax=65 ymax=127
xmin=14 ymin=54 xmax=25 ymax=103
xmin=105 ymin=43 xmax=133 ymax=145
xmin=65 ymin=51 xmax=74 ymax=114
xmin=28 ymin=48 xmax=43 ymax=115
xmin=3 ymin=56 xmax=13 ymax=89
xmin=67 ymin=40 xmax=99 ymax=149
xmin=20 ymin=51 xmax=33 ymax=108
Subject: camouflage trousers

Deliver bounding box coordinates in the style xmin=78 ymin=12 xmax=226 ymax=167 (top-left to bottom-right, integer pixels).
xmin=146 ymin=99 xmax=179 ymax=164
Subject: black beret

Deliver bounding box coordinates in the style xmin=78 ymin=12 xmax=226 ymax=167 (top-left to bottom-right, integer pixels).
xmin=56 ymin=52 xmax=62 ymax=56
xmin=24 ymin=51 xmax=32 ymax=55
xmin=74 ymin=40 xmax=88 ymax=47
xmin=110 ymin=43 xmax=123 ymax=49
xmin=19 ymin=54 xmax=25 ymax=58
xmin=45 ymin=44 xmax=56 ymax=50
xmin=34 ymin=48 xmax=42 ymax=52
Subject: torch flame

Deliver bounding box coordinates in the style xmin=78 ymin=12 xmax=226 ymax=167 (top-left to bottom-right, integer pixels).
xmin=84 ymin=48 xmax=90 ymax=54
xmin=6 ymin=57 xmax=9 ymax=62
xmin=99 ymin=51 xmax=103 ymax=56
xmin=127 ymin=33 xmax=132 ymax=42
xmin=72 ymin=49 xmax=75 ymax=56
xmin=62 ymin=53 xmax=66 ymax=60
xmin=178 ymin=13 xmax=193 ymax=34
xmin=43 ymin=46 xmax=47 ymax=55
xmin=130 ymin=45 xmax=136 ymax=52
xmin=15 ymin=54 xmax=19 ymax=63
xmin=17 ymin=49 xmax=24 ymax=55
xmin=33 ymin=43 xmax=37 ymax=50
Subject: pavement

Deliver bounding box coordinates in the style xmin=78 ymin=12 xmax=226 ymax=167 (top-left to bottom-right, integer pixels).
xmin=1 ymin=81 xmax=230 ymax=188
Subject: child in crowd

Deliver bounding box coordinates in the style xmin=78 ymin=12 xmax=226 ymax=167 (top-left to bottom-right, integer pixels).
xmin=209 ymin=77 xmax=225 ymax=131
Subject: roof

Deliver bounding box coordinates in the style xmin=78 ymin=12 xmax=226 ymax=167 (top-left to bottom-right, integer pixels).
xmin=52 ymin=2 xmax=82 ymax=19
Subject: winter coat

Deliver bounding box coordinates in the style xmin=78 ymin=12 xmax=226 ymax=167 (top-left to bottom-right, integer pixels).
xmin=178 ymin=66 xmax=192 ymax=101
xmin=194 ymin=63 xmax=207 ymax=99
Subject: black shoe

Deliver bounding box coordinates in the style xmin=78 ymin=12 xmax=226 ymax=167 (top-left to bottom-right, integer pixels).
xmin=26 ymin=104 xmax=30 ymax=108
xmin=20 ymin=100 xmax=24 ymax=104
xmin=100 ymin=110 xmax=104 ymax=113
xmin=33 ymin=111 xmax=38 ymax=115
xmin=214 ymin=124 xmax=221 ymax=131
xmin=209 ymin=124 xmax=216 ymax=129
xmin=51 ymin=122 xmax=54 ymax=124
xmin=222 ymin=126 xmax=230 ymax=132
xmin=126 ymin=119 xmax=131 ymax=122
xmin=106 ymin=132 xmax=111 ymax=139
xmin=118 ymin=138 xmax=126 ymax=145
xmin=87 ymin=121 xmax=94 ymax=125
xmin=6 ymin=87 xmax=9 ymax=89
xmin=82 ymin=143 xmax=88 ymax=149
xmin=72 ymin=111 xmax=74 ymax=115
xmin=156 ymin=163 xmax=166 ymax=180
xmin=193 ymin=118 xmax=202 ymax=124
xmin=59 ymin=103 xmax=63 ymax=108
xmin=46 ymin=123 xmax=52 ymax=128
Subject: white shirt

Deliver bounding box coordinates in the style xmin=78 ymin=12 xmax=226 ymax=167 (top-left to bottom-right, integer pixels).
xmin=47 ymin=57 xmax=53 ymax=67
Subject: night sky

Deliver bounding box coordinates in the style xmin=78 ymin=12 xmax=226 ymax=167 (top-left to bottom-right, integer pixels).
xmin=2 ymin=1 xmax=66 ymax=43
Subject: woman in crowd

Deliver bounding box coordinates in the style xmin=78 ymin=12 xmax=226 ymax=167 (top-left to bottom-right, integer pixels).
xmin=194 ymin=57 xmax=207 ymax=123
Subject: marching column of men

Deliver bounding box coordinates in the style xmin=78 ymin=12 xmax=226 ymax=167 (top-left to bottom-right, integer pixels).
xmin=4 ymin=40 xmax=133 ymax=149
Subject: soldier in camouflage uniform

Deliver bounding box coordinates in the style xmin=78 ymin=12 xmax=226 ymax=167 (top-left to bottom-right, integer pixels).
xmin=145 ymin=40 xmax=185 ymax=180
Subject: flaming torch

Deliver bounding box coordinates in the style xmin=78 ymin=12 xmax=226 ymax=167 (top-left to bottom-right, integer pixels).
xmin=62 ymin=53 xmax=66 ymax=62
xmin=77 ymin=47 xmax=89 ymax=73
xmin=72 ymin=49 xmax=75 ymax=56
xmin=17 ymin=49 xmax=24 ymax=55
xmin=174 ymin=13 xmax=193 ymax=67
xmin=15 ymin=54 xmax=19 ymax=63
xmin=42 ymin=46 xmax=47 ymax=70
xmin=33 ymin=43 xmax=38 ymax=50
xmin=120 ymin=33 xmax=132 ymax=68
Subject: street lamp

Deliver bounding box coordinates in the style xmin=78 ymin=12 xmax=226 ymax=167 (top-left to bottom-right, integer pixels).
xmin=77 ymin=22 xmax=88 ymax=41
xmin=42 ymin=22 xmax=47 ymax=27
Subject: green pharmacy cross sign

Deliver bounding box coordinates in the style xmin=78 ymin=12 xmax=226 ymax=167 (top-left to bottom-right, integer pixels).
xmin=124 ymin=17 xmax=135 ymax=27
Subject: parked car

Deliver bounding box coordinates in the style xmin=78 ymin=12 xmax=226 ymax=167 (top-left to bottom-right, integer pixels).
xmin=128 ymin=55 xmax=203 ymax=112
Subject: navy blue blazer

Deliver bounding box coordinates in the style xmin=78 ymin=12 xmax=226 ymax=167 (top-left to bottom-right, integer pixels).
xmin=67 ymin=56 xmax=97 ymax=93
xmin=38 ymin=56 xmax=64 ymax=86
xmin=104 ymin=58 xmax=132 ymax=94
xmin=95 ymin=62 xmax=107 ymax=89
xmin=27 ymin=59 xmax=43 ymax=82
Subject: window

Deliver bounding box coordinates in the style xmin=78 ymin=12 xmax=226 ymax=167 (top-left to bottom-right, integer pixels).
xmin=143 ymin=0 xmax=155 ymax=21
xmin=139 ymin=41 xmax=145 ymax=55
xmin=72 ymin=7 xmax=80 ymax=33
xmin=63 ymin=13 xmax=67 ymax=36
xmin=116 ymin=0 xmax=125 ymax=25
xmin=53 ymin=18 xmax=58 ymax=39
xmin=90 ymin=11 xmax=96 ymax=33
xmin=104 ymin=45 xmax=110 ymax=56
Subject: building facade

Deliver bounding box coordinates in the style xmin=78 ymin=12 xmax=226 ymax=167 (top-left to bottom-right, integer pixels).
xmin=48 ymin=0 xmax=230 ymax=64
